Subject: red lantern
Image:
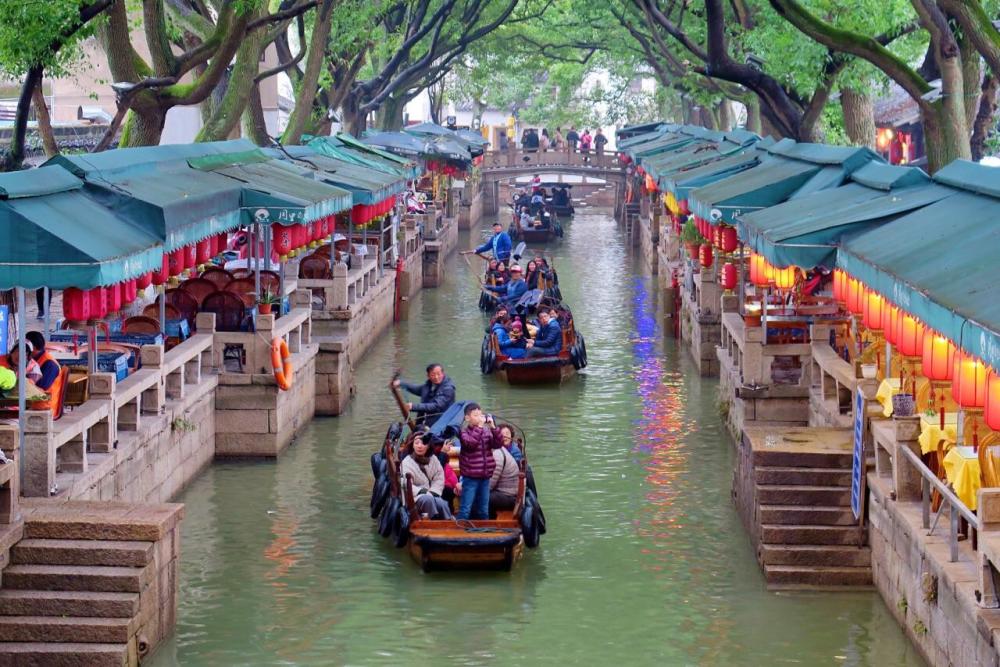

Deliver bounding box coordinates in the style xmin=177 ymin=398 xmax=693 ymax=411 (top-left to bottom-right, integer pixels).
xmin=952 ymin=352 xmax=987 ymax=409
xmin=88 ymin=287 xmax=108 ymax=319
xmin=895 ymin=311 xmax=924 ymax=357
xmin=772 ymin=265 xmax=797 ymax=291
xmin=272 ymin=225 xmax=293 ymax=259
xmin=168 ymin=249 xmax=185 ymax=277
xmin=846 ymin=277 xmax=864 ymax=315
xmin=699 ymin=243 xmax=714 ymax=269
xmin=296 ymin=224 xmax=309 ymax=249
xmin=196 ymin=238 xmax=212 ymax=265
xmin=718 ymin=226 xmax=738 ymax=254
xmin=749 ymin=254 xmax=769 ymax=287
xmin=832 ymin=270 xmax=846 ymax=303
xmin=63 ymin=288 xmax=91 ymax=321
xmin=123 ymin=279 xmax=137 ymax=304
xmin=863 ymin=289 xmax=885 ymax=331
xmin=152 ymin=254 xmax=169 ymax=286
xmin=216 ymin=231 xmax=228 ymax=255
xmin=884 ymin=303 xmax=899 ymax=345
xmin=136 ymin=272 xmax=152 ymax=290
xmin=922 ymin=332 xmax=955 ymax=382
xmin=720 ymin=262 xmax=737 ymax=290
xmin=107 ymin=283 xmax=123 ymax=313
xmin=984 ymin=371 xmax=1000 ymax=431
xmin=185 ymin=245 xmax=197 ymax=271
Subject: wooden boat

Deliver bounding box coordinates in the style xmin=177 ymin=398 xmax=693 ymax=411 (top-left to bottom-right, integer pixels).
xmin=509 ymin=217 xmax=562 ymax=244
xmin=480 ymin=302 xmax=588 ymax=383
xmin=370 ymin=397 xmax=544 ymax=572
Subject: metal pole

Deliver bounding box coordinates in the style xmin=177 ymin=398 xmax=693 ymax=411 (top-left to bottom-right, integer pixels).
xmin=88 ymin=325 xmax=97 ymax=375
xmin=42 ymin=287 xmax=50 ymax=341
xmin=737 ymin=242 xmax=745 ymax=317
xmin=253 ymin=224 xmax=261 ymax=300
xmin=762 ymin=286 xmax=769 ymax=345
xmin=159 ymin=282 xmax=166 ymax=336
xmin=16 ymin=288 xmax=25 ymax=486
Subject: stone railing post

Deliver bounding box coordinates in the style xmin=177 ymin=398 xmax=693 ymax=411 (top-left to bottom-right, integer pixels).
xmin=88 ymin=372 xmax=117 ymax=453
xmin=23 ymin=410 xmax=54 ymax=497
xmin=140 ymin=345 xmax=166 ymax=414
xmin=254 ymin=314 xmax=276 ymax=374
xmin=196 ymin=312 xmax=217 ymax=371
xmin=0 ymin=429 xmax=19 ymax=522
xmin=328 ymin=263 xmax=349 ymax=310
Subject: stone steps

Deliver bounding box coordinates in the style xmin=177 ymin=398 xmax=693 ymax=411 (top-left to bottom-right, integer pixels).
xmin=755 ymin=466 xmax=852 ymax=487
xmin=763 ymin=565 xmax=874 ymax=588
xmin=0 ymin=616 xmax=134 ymax=644
xmin=0 ymin=642 xmax=129 ymax=666
xmin=751 ymin=449 xmax=853 ymax=469
xmin=757 ymin=484 xmax=851 ymax=507
xmin=760 ymin=523 xmax=867 ymax=546
xmin=759 ymin=504 xmax=857 ymax=526
xmin=760 ymin=544 xmax=871 ymax=567
xmin=2 ymin=564 xmax=150 ymax=594
xmin=0 ymin=590 xmax=138 ymax=618
xmin=12 ymin=539 xmax=153 ymax=568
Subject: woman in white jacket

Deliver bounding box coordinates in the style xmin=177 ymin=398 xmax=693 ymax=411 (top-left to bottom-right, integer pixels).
xmin=400 ymin=431 xmax=454 ymax=520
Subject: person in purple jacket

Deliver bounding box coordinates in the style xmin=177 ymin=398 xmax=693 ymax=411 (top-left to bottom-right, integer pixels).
xmin=457 ymin=402 xmax=503 ymax=520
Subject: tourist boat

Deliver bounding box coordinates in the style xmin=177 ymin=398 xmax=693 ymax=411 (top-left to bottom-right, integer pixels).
xmin=508 ymin=214 xmax=563 ymax=244
xmin=370 ymin=396 xmax=545 ymax=572
xmin=544 ymin=183 xmax=575 ymax=217
xmin=477 ymin=257 xmax=561 ymax=311
xmin=480 ymin=301 xmax=588 ymax=383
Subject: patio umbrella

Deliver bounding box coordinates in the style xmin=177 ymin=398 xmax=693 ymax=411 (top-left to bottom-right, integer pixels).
xmin=362 ymin=131 xmax=432 ymax=159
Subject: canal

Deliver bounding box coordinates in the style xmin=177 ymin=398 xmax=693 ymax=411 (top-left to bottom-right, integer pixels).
xmin=151 ymin=210 xmax=923 ymax=666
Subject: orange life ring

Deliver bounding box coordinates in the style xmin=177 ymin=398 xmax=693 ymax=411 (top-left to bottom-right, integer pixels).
xmin=271 ymin=338 xmax=293 ymax=391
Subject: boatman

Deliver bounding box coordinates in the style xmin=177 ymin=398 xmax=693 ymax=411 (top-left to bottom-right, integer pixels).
xmin=485 ymin=264 xmax=528 ymax=306
xmin=393 ymin=363 xmax=456 ymax=427
xmin=463 ymin=221 xmax=511 ymax=263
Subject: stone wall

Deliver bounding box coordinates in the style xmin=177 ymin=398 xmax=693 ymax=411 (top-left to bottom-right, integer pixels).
xmin=214 ymin=346 xmax=318 ymax=457
xmin=637 ymin=210 xmax=659 ymax=275
xmin=868 ymin=475 xmax=1000 ymax=667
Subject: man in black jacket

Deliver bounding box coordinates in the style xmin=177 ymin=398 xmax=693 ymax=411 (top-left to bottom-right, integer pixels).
xmin=393 ymin=364 xmax=456 ymax=426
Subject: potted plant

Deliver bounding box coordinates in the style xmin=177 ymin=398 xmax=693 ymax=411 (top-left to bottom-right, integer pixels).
xmin=680 ymin=219 xmax=705 ymax=260
xmin=256 ymin=289 xmax=280 ymax=315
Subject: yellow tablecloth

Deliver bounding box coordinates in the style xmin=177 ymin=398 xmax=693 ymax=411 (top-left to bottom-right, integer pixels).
xmin=943 ymin=446 xmax=981 ymax=510
xmin=918 ymin=412 xmax=958 ymax=455
xmin=875 ymin=377 xmax=932 ymax=417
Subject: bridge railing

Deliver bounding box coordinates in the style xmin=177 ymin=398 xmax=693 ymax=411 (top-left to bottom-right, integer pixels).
xmin=482 ymin=148 xmax=620 ymax=171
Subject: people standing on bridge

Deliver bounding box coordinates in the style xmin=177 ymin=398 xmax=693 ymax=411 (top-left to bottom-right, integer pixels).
xmin=393 ymin=363 xmax=456 ymax=427
xmin=498 ymin=132 xmax=509 ymax=152
xmin=595 ymin=128 xmax=608 ymax=156
xmin=579 ymin=129 xmax=593 ymax=155
xmin=553 ymin=127 xmax=565 ymax=151
xmin=539 ymin=129 xmax=551 ymax=152
xmin=464 ymin=221 xmax=512 ymax=263
xmin=566 ymin=127 xmax=579 ymax=153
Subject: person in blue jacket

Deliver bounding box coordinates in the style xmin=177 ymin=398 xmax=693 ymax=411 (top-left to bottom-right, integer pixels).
xmin=491 ymin=316 xmax=526 ymax=359
xmin=526 ymin=307 xmax=562 ymax=357
xmin=485 ymin=264 xmax=527 ymax=306
xmin=463 ymin=221 xmax=511 ymax=263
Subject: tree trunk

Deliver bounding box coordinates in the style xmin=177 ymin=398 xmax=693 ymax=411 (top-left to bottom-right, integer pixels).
xmin=197 ymin=8 xmax=268 ymax=142
xmin=281 ymin=1 xmax=333 ymax=145
xmin=31 ymin=80 xmax=58 ymax=157
xmin=746 ymin=95 xmax=762 ymax=134
xmin=718 ymin=100 xmax=734 ymax=131
xmin=341 ymin=93 xmax=366 ymax=136
xmin=922 ymin=103 xmax=970 ymax=173
xmin=960 ymin=33 xmax=982 ymax=130
xmin=840 ymin=88 xmax=876 ymax=149
xmin=971 ymin=74 xmax=999 ymax=161
xmin=243 ymin=83 xmax=271 ymax=145
xmin=118 ymin=106 xmax=168 ymax=147
xmin=376 ymin=95 xmax=406 ymax=131
xmin=0 ymin=65 xmax=42 ymax=171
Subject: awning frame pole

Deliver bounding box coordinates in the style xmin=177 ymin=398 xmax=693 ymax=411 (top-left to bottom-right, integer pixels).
xmin=16 ymin=288 xmax=26 ymax=488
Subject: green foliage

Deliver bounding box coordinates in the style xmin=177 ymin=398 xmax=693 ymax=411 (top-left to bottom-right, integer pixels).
xmin=680 ymin=219 xmax=705 ymax=245
xmin=0 ymin=0 xmax=104 ymax=77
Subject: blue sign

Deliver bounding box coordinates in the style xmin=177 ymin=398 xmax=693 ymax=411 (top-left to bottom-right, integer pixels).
xmin=851 ymin=388 xmax=866 ymax=520
xmin=0 ymin=306 xmax=7 ymax=355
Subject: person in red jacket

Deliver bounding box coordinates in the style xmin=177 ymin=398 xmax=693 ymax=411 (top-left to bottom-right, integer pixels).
xmin=457 ymin=403 xmax=502 ymax=520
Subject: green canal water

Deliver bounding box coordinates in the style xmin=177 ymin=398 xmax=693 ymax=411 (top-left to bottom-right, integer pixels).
xmin=150 ymin=211 xmax=923 ymax=666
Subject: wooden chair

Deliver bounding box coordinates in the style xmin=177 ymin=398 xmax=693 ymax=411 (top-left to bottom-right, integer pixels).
xmin=143 ymin=303 xmax=180 ymax=320
xmin=200 ymin=267 xmax=234 ymax=290
xmin=979 ymin=433 xmax=1000 ymax=489
xmin=179 ymin=277 xmax=219 ymax=306
xmin=201 ymin=291 xmax=251 ymax=332
xmin=300 ymin=254 xmax=332 ymax=279
xmin=223 ymin=278 xmax=257 ymax=307
xmin=259 ymin=270 xmax=281 ymax=295
xmin=231 ymin=268 xmax=253 ymax=279
xmin=158 ymin=289 xmax=199 ymax=331
xmin=932 ymin=438 xmax=951 ymax=512
xmin=122 ymin=316 xmax=161 ymax=335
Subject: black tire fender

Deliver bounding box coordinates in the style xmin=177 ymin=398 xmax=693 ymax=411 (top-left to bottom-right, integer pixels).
xmin=392 ymin=505 xmax=411 ymax=548
xmin=521 ymin=501 xmax=540 ymax=548
xmin=370 ymin=476 xmax=390 ymax=519
xmin=378 ymin=496 xmax=400 ymax=537
xmin=370 ymin=451 xmax=384 ymax=480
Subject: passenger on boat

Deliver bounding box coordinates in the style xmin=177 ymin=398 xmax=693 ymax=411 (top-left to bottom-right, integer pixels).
xmin=485 ymin=258 xmax=499 ymax=284
xmin=526 ymin=308 xmax=562 ymax=357
xmin=497 ymin=424 xmax=524 ymax=462
xmin=530 ymin=191 xmax=545 ymax=216
xmin=494 ymin=261 xmax=509 ymax=285
xmin=457 ymin=403 xmax=502 ymax=520
xmin=463 ymin=221 xmax=511 ymax=263
xmin=393 ymin=364 xmax=456 ymax=427
xmin=491 ymin=317 xmax=527 ymax=359
xmin=485 ymin=265 xmax=527 ymax=305
xmin=519 ymin=209 xmax=534 ymax=231
xmin=524 ymin=261 xmax=542 ymax=290
xmin=490 ymin=305 xmax=510 ymax=326
xmin=401 ymin=430 xmax=454 ymax=520
xmin=489 ymin=445 xmax=520 ymax=518
xmin=531 ymin=173 xmax=541 ymax=193
xmin=514 ymin=190 xmax=531 ymax=209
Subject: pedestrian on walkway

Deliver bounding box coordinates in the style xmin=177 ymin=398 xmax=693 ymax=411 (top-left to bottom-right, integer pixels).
xmin=595 ymin=128 xmax=608 ymax=156
xmin=566 ymin=127 xmax=579 ymax=153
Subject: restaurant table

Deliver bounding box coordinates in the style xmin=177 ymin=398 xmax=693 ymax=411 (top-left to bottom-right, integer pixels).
xmin=943 ymin=446 xmax=981 ymax=510
xmin=919 ymin=411 xmax=959 ymax=455
xmin=875 ymin=377 xmax=932 ymax=417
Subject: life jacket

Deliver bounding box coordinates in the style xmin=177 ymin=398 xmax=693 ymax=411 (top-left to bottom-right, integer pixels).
xmin=30 ymin=352 xmax=63 ymax=414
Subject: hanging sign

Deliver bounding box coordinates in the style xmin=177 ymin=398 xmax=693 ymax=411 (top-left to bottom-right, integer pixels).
xmin=851 ymin=388 xmax=866 ymax=520
xmin=0 ymin=306 xmax=7 ymax=354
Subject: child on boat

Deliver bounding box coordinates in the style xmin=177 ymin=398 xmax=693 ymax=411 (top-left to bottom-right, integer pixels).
xmin=457 ymin=403 xmax=503 ymax=520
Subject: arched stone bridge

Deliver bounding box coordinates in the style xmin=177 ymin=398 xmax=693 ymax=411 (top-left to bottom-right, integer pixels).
xmin=479 ymin=149 xmax=626 ymax=216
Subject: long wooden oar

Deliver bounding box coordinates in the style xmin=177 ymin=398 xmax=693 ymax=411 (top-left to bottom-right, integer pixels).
xmin=389 ymin=372 xmax=417 ymax=430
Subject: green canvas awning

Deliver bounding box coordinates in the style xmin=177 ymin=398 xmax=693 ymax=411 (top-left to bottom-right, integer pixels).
xmin=689 ymin=140 xmax=880 ymax=223
xmin=617 ymin=122 xmax=672 ymax=143
xmin=0 ymin=166 xmax=163 ymax=289
xmin=836 ymin=160 xmax=1000 ymax=368
xmin=189 ymin=150 xmax=352 ymax=225
xmin=268 ymin=146 xmax=404 ymax=205
xmin=738 ymin=163 xmax=955 ymax=269
xmin=627 ymin=132 xmax=698 ymax=162
xmin=661 ymin=146 xmax=766 ymax=201
xmin=46 ymin=141 xmax=254 ymax=251
xmin=645 ymin=133 xmax=758 ymax=185
xmin=320 ymin=133 xmax=420 ymax=179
